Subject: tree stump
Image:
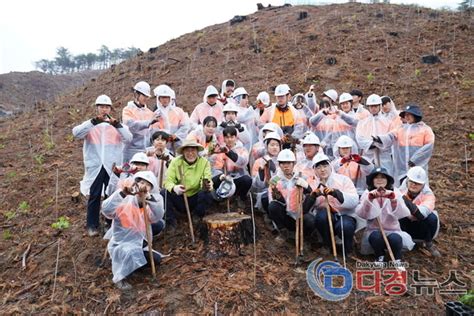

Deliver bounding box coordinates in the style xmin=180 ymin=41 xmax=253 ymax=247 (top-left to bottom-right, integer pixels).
xmin=202 ymin=212 xmax=253 ymax=258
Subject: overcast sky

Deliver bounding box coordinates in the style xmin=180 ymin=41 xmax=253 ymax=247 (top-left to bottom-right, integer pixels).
xmin=0 ymin=0 xmax=460 ymax=74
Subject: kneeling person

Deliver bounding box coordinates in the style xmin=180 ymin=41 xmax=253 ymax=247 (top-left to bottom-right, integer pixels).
xmin=163 ymin=139 xmax=213 ymax=229
xmin=399 ymin=167 xmax=441 ymax=257
xmin=303 ymin=153 xmax=362 ymax=255
xmin=356 ymin=167 xmax=414 ymax=270
xmin=102 ymin=171 xmax=164 ymax=290
xmin=268 ymin=149 xmax=312 ymax=241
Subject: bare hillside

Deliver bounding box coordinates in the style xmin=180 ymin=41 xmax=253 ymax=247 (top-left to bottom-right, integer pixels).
xmin=0 ymin=3 xmax=473 ymax=314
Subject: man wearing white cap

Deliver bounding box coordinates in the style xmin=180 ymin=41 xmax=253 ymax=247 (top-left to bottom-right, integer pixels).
xmin=294 ymin=133 xmax=323 ymax=184
xmin=259 ymin=84 xmax=305 ymax=149
xmin=72 ymin=94 xmax=132 ymax=236
xmin=190 ymin=85 xmax=224 ymax=126
xmin=356 ymin=94 xmax=395 ymax=174
xmin=122 ymin=81 xmax=158 ymax=163
xmin=399 ymin=167 xmax=441 ymax=257
xmin=303 ymin=153 xmax=364 ymax=255
xmin=102 ymin=171 xmax=164 ymax=290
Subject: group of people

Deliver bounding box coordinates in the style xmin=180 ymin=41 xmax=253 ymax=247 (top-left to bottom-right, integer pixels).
xmin=73 ymin=79 xmax=439 ymax=290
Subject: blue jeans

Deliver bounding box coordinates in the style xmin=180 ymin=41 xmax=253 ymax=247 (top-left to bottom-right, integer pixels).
xmin=87 ymin=166 xmax=110 ymax=229
xmin=161 ymin=189 xmax=213 ymax=225
xmin=312 ymin=209 xmax=356 ymax=254
xmin=399 ymin=212 xmax=438 ymax=242
xmin=368 ymin=230 xmax=403 ymax=260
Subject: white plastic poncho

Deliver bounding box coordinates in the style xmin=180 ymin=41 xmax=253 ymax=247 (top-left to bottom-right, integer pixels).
xmin=151 ymin=102 xmax=191 ymax=153
xmin=122 ymin=101 xmax=155 ymax=163
xmin=355 ymin=114 xmax=394 ymax=174
xmin=309 ymin=170 xmax=366 ymax=232
xmin=331 ymin=139 xmax=373 ymax=195
xmin=72 ymin=120 xmax=132 ymax=196
xmin=356 ymin=188 xmax=415 ymax=255
xmin=379 ymin=122 xmax=435 ymax=186
xmin=102 ymin=189 xmax=164 ymax=283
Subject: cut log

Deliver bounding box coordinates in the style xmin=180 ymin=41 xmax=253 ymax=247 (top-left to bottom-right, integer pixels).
xmin=202 ymin=212 xmax=254 ymax=258
xmin=71 ymin=192 xmax=80 ymax=203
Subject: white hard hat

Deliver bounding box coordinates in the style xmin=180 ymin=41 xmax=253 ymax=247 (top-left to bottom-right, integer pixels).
xmin=232 ymin=87 xmax=248 ymax=98
xmin=204 ymin=85 xmax=219 ymax=98
xmin=275 ymin=84 xmax=290 ymax=97
xmin=130 ymin=152 xmax=150 ymax=165
xmin=153 ymin=84 xmax=174 ymax=98
xmin=339 ymin=92 xmax=353 ymax=104
xmin=170 ymin=88 xmax=176 ymax=100
xmin=407 ymin=166 xmax=427 ymax=184
xmin=323 ymin=89 xmax=338 ymax=102
xmin=133 ymin=171 xmax=158 ymax=190
xmin=257 ymin=91 xmax=270 ymax=106
xmin=133 ymin=81 xmax=151 ymax=97
xmin=264 ymin=131 xmax=281 ymax=143
xmin=312 ymin=153 xmax=330 ymax=167
xmin=262 ymin=123 xmax=277 ymax=133
xmin=215 ymin=176 xmax=236 ymax=200
xmin=335 ymin=135 xmax=354 ymax=148
xmin=95 ymin=94 xmax=112 ymax=106
xmin=277 ymin=149 xmax=296 ymax=162
xmin=366 ymin=94 xmax=382 ymax=106
xmin=223 ymin=103 xmax=240 ymax=113
xmin=302 ymin=133 xmax=321 ymax=145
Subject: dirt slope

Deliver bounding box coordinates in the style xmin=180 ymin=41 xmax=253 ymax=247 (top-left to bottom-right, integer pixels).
xmin=0 ymin=70 xmax=101 ymax=116
xmin=0 ymin=3 xmax=473 ymax=314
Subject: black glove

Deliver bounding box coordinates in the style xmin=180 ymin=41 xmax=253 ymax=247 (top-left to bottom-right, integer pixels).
xmin=234 ymin=123 xmax=244 ymax=133
xmin=91 ymin=117 xmax=103 ymax=125
xmin=268 ymin=159 xmax=276 ymax=173
xmin=110 ymin=120 xmax=122 ymax=128
xmin=225 ymin=149 xmax=239 ymax=162
xmin=372 ymin=136 xmax=382 ymax=144
xmin=408 ymin=161 xmax=416 ymax=167
xmin=402 ymin=196 xmax=425 ymax=220
xmin=331 ymin=189 xmax=344 ymax=204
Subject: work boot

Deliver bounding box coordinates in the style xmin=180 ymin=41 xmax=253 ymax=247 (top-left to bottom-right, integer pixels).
xmin=237 ymin=198 xmax=247 ymax=211
xmin=87 ymin=227 xmax=99 ymax=237
xmin=275 ymin=228 xmax=289 ymax=243
xmin=166 ymin=220 xmax=177 ymax=234
xmin=115 ymin=280 xmax=132 ymax=290
xmin=316 ymin=246 xmax=330 ymax=256
xmin=263 ymin=214 xmax=276 ymax=231
xmin=425 ymin=241 xmax=441 ymax=257
xmin=374 ymin=256 xmax=385 ymax=269
xmin=393 ymin=259 xmax=406 ymax=272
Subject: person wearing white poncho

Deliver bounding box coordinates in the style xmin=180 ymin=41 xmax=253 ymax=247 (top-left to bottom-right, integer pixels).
xmin=303 ymin=153 xmax=365 ymax=255
xmin=72 ymin=94 xmax=132 ymax=236
xmin=102 ymin=171 xmax=164 ymax=290
xmin=356 ymin=167 xmax=414 ymax=269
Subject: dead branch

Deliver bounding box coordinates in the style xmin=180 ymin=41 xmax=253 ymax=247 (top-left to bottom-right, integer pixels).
xmin=21 ymin=242 xmax=31 ymax=270
xmin=51 ymin=238 xmax=61 ymax=302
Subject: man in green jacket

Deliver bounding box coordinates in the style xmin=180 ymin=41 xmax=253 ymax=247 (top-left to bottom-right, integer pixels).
xmin=162 ymin=139 xmax=213 ymax=229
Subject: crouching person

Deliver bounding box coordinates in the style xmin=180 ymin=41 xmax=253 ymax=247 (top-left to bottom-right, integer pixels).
xmin=303 ymin=153 xmax=363 ymax=255
xmin=356 ymin=167 xmax=414 ymax=270
xmin=163 ymin=139 xmax=214 ymax=230
xmin=399 ymin=166 xmax=441 ymax=257
xmin=102 ymin=171 xmax=164 ymax=290
xmin=212 ymin=126 xmax=252 ymax=209
xmin=268 ymin=149 xmax=312 ymax=242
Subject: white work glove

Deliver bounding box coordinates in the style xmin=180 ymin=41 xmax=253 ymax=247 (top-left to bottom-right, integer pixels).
xmin=295 ymin=177 xmax=309 ymax=189
xmin=173 ymin=185 xmax=186 ymax=195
